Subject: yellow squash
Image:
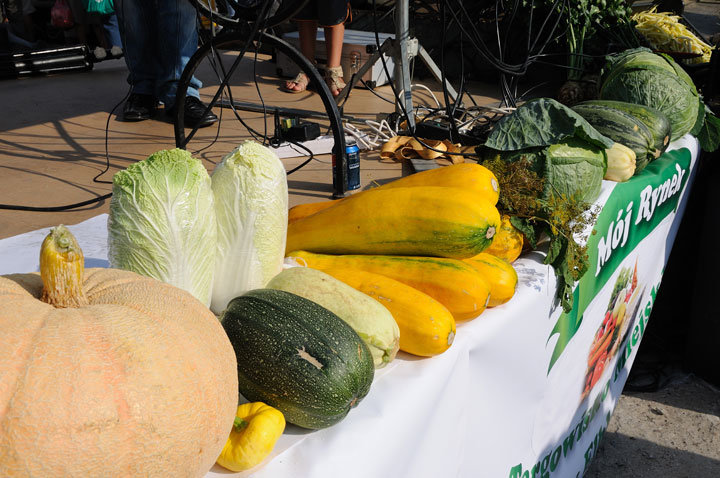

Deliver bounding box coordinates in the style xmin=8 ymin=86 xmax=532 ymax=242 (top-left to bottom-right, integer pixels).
xmin=463 ymin=253 xmax=518 ymax=307
xmin=286 ymin=186 xmax=501 ymax=259
xmin=287 ymin=250 xmax=491 ymax=321
xmin=483 ymin=215 xmax=524 ymax=263
xmin=287 ymin=162 xmax=500 ymax=223
xmin=323 ymin=268 xmax=456 ymax=357
xmin=216 ymin=402 xmax=286 ymax=472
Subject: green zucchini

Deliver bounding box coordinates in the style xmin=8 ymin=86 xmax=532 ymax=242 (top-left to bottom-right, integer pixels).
xmin=220 ymin=289 xmax=375 ymax=429
xmin=571 ymin=103 xmax=656 ymax=174
xmin=576 ymin=100 xmax=672 ymax=158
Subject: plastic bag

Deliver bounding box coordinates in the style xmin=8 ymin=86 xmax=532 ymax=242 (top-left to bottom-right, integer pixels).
xmin=86 ymin=0 xmax=115 ymax=15
xmin=51 ymin=0 xmax=74 ymax=29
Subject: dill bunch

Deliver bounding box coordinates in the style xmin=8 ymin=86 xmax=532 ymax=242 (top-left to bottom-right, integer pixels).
xmin=483 ymin=156 xmax=599 ymax=312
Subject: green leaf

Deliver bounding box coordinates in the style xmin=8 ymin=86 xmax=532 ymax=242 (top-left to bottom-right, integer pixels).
xmin=484 ymin=98 xmax=614 ymax=152
xmin=555 ymin=262 xmax=576 ymax=312
xmin=545 ymin=235 xmax=567 ymax=266
xmin=510 ymin=216 xmax=538 ymax=249
xmin=697 ymin=112 xmax=720 ymax=153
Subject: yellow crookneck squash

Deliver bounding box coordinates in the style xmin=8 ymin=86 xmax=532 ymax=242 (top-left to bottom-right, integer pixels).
xmin=216 ymin=402 xmax=286 ymax=472
xmin=287 ymin=162 xmax=500 ymax=224
xmin=287 ymin=250 xmax=491 ymax=321
xmin=0 ymin=226 xmax=238 ymax=478
xmin=286 ymin=186 xmax=501 ymax=259
xmin=322 ymin=267 xmax=456 ymax=357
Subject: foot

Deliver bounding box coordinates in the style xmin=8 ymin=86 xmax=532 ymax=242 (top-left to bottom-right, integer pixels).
xmin=283 ymin=72 xmax=310 ymax=93
xmin=325 ymin=66 xmax=346 ymax=98
xmin=122 ymin=93 xmax=157 ymax=122
xmin=169 ymin=96 xmax=219 ymax=129
xmin=93 ymin=46 xmax=107 ymax=61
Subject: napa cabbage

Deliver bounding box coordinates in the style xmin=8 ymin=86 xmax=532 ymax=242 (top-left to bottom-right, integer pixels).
xmin=210 ymin=141 xmax=288 ymax=314
xmin=107 ymin=148 xmax=217 ymax=306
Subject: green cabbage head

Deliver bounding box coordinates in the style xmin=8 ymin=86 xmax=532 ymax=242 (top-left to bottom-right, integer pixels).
xmin=108 ymin=148 xmax=217 ymax=306
xmin=600 ymin=48 xmax=699 ymax=141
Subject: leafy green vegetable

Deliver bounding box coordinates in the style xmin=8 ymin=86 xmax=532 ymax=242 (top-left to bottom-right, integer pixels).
xmin=528 ymin=0 xmax=638 ymax=81
xmin=542 ymin=139 xmax=607 ymax=203
xmin=485 ymin=98 xmax=614 ymax=151
xmin=108 ymin=148 xmax=217 ymax=306
xmin=600 ymin=49 xmax=700 ymax=141
xmin=210 ymin=141 xmax=288 ymax=315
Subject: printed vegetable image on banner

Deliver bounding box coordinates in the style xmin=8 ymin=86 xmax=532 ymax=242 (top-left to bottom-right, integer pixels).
xmin=582 ymin=261 xmax=643 ymax=400
xmin=547 ymin=147 xmax=691 ymax=372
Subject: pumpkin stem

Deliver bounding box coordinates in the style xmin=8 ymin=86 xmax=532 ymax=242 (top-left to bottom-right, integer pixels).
xmin=40 ymin=225 xmax=88 ymax=308
xmin=233 ymin=417 xmax=249 ymax=431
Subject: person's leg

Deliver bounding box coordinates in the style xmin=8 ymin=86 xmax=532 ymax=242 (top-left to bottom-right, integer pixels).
xmin=115 ymin=0 xmax=158 ymax=120
xmin=103 ymin=14 xmax=123 ymax=49
xmin=285 ymin=20 xmax=318 ymax=92
xmin=319 ymin=0 xmax=350 ymax=97
xmin=115 ymin=0 xmax=157 ymax=98
xmin=92 ymin=24 xmax=109 ymax=49
xmin=324 ymin=23 xmax=343 ymax=70
xmin=155 ymin=0 xmax=201 ymax=109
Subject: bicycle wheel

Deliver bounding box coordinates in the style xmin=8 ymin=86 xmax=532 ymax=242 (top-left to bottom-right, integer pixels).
xmin=191 ymin=0 xmax=309 ymax=29
xmin=173 ymin=30 xmax=350 ymax=197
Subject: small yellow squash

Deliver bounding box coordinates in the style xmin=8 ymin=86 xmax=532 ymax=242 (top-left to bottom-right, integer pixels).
xmin=216 ymin=402 xmax=286 ymax=472
xmin=483 ymin=215 xmax=524 ymax=263
xmin=604 ymin=142 xmax=636 ymax=182
xmin=463 ymin=253 xmax=518 ymax=307
xmin=323 ymin=268 xmax=456 ymax=357
xmin=287 ymin=250 xmax=491 ymax=321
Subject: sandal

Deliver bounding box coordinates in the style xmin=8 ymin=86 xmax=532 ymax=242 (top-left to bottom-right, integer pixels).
xmin=284 ymin=72 xmax=310 ymax=94
xmin=325 ymin=66 xmax=346 ymax=98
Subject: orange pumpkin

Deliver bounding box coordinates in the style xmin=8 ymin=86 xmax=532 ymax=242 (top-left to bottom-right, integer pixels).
xmin=0 ymin=226 xmax=238 ymax=477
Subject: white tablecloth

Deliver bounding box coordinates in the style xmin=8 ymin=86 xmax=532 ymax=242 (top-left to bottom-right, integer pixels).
xmin=0 ymin=136 xmax=700 ymax=478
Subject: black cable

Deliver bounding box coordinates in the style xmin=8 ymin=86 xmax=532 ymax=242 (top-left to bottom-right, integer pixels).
xmin=0 ymin=68 xmax=131 ymax=211
xmin=360 ymin=79 xmax=395 ymax=105
xmin=190 ymin=0 xmax=318 ymax=176
xmin=94 ymin=87 xmax=132 ymax=184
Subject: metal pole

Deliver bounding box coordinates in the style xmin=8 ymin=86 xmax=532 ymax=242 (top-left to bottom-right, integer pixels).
xmin=394 ymin=0 xmax=415 ymax=129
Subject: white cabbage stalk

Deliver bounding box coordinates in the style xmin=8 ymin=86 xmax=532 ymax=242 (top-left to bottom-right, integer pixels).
xmin=107 ymin=148 xmax=217 ymax=306
xmin=210 ymin=141 xmax=288 ymax=314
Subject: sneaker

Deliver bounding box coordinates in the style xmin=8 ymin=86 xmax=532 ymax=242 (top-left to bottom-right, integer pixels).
xmin=110 ymin=46 xmax=123 ymax=58
xmin=168 ymin=96 xmax=219 ymax=129
xmin=93 ymin=46 xmax=107 ymax=61
xmin=122 ymin=93 xmax=157 ymax=122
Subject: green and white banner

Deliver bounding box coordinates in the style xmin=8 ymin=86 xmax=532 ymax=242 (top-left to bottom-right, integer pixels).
xmin=501 ymin=136 xmax=698 ymax=478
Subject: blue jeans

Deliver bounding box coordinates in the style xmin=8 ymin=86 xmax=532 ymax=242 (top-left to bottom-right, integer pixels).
xmin=102 ymin=14 xmax=122 ymax=48
xmin=115 ymin=0 xmax=202 ymax=109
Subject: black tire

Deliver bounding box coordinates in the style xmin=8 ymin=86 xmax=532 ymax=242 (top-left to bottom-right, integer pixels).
xmin=191 ymin=0 xmax=309 ymax=30
xmin=173 ymin=30 xmax=349 ymax=197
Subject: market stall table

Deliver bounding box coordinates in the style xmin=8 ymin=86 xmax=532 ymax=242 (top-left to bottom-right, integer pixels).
xmin=0 ymin=135 xmax=699 ymax=478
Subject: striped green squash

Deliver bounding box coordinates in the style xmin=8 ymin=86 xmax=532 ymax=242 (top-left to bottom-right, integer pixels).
xmin=571 ymin=103 xmax=656 ymax=174
xmin=576 ymin=100 xmax=671 ymax=159
xmin=220 ymin=289 xmax=374 ymax=429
